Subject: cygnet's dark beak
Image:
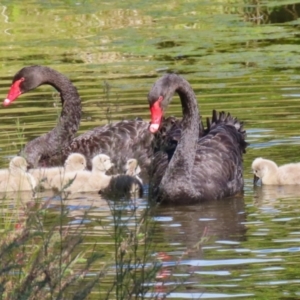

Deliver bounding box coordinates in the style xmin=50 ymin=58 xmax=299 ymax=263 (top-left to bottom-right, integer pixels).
xmin=253 ymin=174 xmax=260 ymax=185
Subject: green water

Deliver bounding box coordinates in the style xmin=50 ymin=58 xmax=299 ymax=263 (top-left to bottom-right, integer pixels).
xmin=1 ymin=0 xmax=300 ymax=298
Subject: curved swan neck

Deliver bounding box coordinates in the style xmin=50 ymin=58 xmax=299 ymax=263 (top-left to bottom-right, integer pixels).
xmin=47 ymin=69 xmax=82 ymax=142
xmin=152 ymin=74 xmax=200 ymax=192
xmin=21 ymin=66 xmax=82 ymax=167
xmin=34 ymin=67 xmax=82 ymax=133
xmin=172 ymin=78 xmax=200 ymax=175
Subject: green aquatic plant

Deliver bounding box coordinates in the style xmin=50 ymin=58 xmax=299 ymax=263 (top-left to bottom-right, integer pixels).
xmin=100 ymin=80 xmax=121 ymax=125
xmin=100 ymin=196 xmax=162 ymax=300
xmin=14 ymin=118 xmax=26 ymax=151
xmin=0 ymin=193 xmax=106 ymax=300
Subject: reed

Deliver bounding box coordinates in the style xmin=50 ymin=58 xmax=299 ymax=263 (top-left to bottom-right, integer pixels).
xmin=101 ymin=194 xmax=162 ymax=300
xmin=0 ymin=193 xmax=106 ymax=299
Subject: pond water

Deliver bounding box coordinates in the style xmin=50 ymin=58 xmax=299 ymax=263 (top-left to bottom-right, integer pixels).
xmin=1 ymin=0 xmax=300 ymax=299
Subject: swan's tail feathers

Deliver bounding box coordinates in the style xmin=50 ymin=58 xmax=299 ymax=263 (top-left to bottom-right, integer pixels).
xmin=207 ymin=109 xmax=248 ymax=154
xmin=208 ymin=110 xmax=246 ymax=136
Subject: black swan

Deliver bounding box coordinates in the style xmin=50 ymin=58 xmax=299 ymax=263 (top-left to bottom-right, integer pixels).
xmin=3 ymin=66 xmax=160 ymax=175
xmin=148 ymin=74 xmax=247 ymax=204
xmin=3 ymin=65 xmax=81 ymax=168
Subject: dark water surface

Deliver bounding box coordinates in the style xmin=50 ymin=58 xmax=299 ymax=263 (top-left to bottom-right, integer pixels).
xmin=1 ymin=0 xmax=300 ymax=299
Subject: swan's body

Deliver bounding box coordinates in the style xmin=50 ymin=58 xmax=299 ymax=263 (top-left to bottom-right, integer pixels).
xmin=45 ymin=119 xmax=156 ymax=176
xmin=29 ymin=153 xmax=86 ymax=189
xmin=0 ymin=157 xmax=36 ymax=192
xmin=125 ymin=158 xmax=143 ymax=184
xmin=51 ymin=154 xmax=113 ymax=193
xmin=252 ymin=157 xmax=300 ymax=185
xmin=148 ymin=74 xmax=247 ymax=204
xmin=3 ymin=66 xmax=166 ymax=176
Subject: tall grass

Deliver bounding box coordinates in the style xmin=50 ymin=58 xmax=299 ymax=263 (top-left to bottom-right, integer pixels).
xmin=0 ymin=187 xmax=167 ymax=299
xmin=101 ymin=196 xmax=162 ymax=300
xmin=0 ymin=193 xmax=105 ymax=299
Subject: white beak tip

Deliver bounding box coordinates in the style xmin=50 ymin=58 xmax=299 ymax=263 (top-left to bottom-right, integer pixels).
xmin=3 ymin=99 xmax=11 ymax=106
xmin=149 ymin=123 xmax=160 ymax=133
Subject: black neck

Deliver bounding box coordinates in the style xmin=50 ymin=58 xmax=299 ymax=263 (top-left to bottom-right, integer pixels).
xmin=162 ymin=76 xmax=200 ymax=187
xmin=23 ymin=67 xmax=82 ymax=167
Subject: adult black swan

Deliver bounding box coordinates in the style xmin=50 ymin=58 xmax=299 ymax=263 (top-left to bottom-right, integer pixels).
xmin=3 ymin=66 xmax=155 ymax=170
xmin=4 ymin=65 xmax=82 ymax=168
xmin=2 ymin=66 xmax=179 ymax=177
xmin=148 ymin=74 xmax=247 ymax=204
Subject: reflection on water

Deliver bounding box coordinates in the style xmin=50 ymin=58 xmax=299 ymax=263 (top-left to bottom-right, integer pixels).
xmin=1 ymin=0 xmax=300 ymax=298
xmin=253 ymin=184 xmax=300 ymax=206
xmin=155 ymin=197 xmax=246 ymax=249
xmin=151 ymin=197 xmax=248 ymax=297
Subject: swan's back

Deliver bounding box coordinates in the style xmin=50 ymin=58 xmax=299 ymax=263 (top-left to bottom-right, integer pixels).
xmin=42 ymin=119 xmax=152 ymax=172
xmin=277 ymin=162 xmax=300 ymax=185
xmin=41 ymin=117 xmax=184 ymax=182
xmin=191 ymin=115 xmax=246 ymax=201
xmin=151 ymin=110 xmax=247 ymax=204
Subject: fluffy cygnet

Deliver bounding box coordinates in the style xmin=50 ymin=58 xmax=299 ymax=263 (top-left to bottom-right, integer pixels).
xmin=125 ymin=158 xmax=143 ymax=184
xmin=64 ymin=153 xmax=87 ymax=172
xmin=30 ymin=153 xmax=87 ymax=189
xmin=51 ymin=154 xmax=113 ymax=193
xmin=0 ymin=156 xmax=36 ymax=192
xmin=252 ymin=157 xmax=300 ymax=185
xmin=102 ymin=175 xmax=144 ymax=198
xmin=101 ymin=159 xmax=144 ymax=199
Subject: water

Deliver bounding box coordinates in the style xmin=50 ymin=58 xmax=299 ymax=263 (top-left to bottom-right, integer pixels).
xmin=1 ymin=0 xmax=300 ymax=298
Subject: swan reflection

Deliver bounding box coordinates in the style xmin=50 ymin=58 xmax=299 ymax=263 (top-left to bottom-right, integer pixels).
xmin=253 ymin=185 xmax=300 ymax=206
